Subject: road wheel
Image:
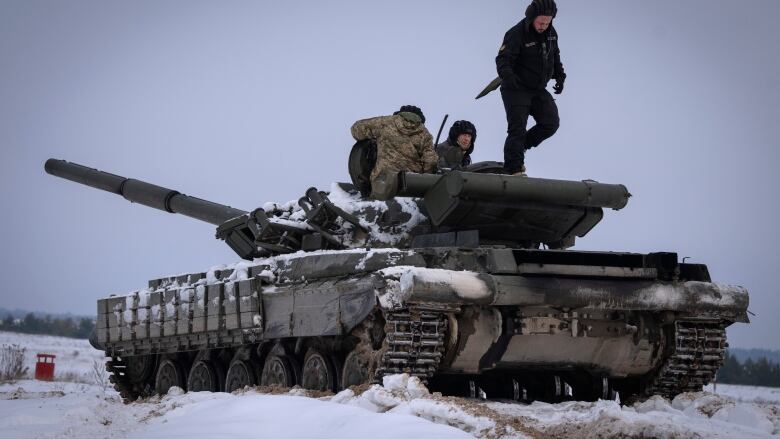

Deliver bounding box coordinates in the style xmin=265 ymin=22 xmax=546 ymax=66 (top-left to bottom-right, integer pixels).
xmin=225 ymin=359 xmax=256 ymax=392
xmin=187 ymin=360 xmax=219 ymax=392
xmin=260 ymin=354 xmax=297 ymax=388
xmin=155 ymin=359 xmax=185 ymax=395
xmin=341 ymin=349 xmax=370 ymax=389
xmin=301 ymin=348 xmax=337 ymax=392
xmin=124 ymin=355 xmax=154 ymax=384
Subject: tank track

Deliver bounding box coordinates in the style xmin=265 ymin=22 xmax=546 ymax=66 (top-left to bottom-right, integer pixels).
xmin=375 ymin=308 xmax=448 ymax=382
xmin=106 ymin=356 xmax=152 ymax=403
xmin=646 ymin=320 xmax=726 ymax=399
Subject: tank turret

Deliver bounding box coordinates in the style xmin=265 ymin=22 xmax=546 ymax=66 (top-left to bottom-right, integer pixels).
xmin=46 ymin=157 xmax=630 ymax=258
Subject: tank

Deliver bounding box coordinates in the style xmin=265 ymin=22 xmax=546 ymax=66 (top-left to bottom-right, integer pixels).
xmin=44 ymin=156 xmax=749 ymax=403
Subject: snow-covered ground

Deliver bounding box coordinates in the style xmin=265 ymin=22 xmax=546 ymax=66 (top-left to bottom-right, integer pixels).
xmin=1 ymin=331 xmax=779 ymax=438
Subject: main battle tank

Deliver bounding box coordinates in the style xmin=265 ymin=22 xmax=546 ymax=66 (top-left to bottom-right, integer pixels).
xmin=44 ymin=155 xmax=749 ymax=403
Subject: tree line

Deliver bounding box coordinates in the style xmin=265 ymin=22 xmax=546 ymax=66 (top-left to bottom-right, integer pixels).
xmin=0 ymin=313 xmax=94 ymax=339
xmin=717 ymin=350 xmax=780 ymax=387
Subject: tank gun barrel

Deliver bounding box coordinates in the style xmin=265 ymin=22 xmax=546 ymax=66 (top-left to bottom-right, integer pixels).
xmin=398 ymin=171 xmax=630 ymax=210
xmin=44 ymin=159 xmax=247 ymax=225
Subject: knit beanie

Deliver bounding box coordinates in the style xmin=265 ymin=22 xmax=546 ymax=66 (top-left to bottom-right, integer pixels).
xmin=525 ymin=0 xmax=557 ymax=19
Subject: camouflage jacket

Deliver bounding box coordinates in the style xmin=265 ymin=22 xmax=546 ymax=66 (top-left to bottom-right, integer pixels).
xmin=351 ymin=114 xmax=437 ymax=186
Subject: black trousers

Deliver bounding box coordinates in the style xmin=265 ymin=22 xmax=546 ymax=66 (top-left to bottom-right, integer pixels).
xmin=501 ymin=85 xmax=560 ymax=174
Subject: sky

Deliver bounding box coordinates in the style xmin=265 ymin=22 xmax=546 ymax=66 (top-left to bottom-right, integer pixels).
xmin=0 ymin=0 xmax=778 ymax=349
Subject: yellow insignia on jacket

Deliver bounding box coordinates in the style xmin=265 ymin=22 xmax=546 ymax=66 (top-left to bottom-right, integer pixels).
xmin=498 ymin=44 xmax=506 ymax=53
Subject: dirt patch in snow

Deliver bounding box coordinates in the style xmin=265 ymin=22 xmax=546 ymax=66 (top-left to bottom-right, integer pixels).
xmin=428 ymin=394 xmax=550 ymax=439
xmin=540 ymin=416 xmax=701 ymax=439
xmin=345 ymin=382 xmax=373 ymax=396
xmin=236 ymin=384 xmax=292 ymax=395
xmin=0 ymin=387 xmax=65 ymax=400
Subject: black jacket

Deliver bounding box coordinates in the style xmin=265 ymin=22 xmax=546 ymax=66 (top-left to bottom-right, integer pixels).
xmin=496 ymin=19 xmax=565 ymax=90
xmin=435 ymin=140 xmax=472 ymax=170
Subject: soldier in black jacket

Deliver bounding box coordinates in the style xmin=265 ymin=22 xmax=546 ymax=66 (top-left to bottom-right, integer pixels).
xmin=436 ymin=120 xmax=476 ymax=171
xmin=496 ymin=0 xmax=565 ymax=176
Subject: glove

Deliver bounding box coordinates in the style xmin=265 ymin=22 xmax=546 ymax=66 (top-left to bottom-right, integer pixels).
xmin=501 ymin=74 xmax=521 ymax=90
xmin=553 ymin=77 xmax=565 ymax=94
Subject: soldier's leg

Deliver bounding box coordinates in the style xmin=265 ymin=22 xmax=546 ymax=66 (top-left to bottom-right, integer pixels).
xmin=501 ymin=87 xmax=532 ymax=174
xmin=525 ymin=91 xmax=560 ymax=149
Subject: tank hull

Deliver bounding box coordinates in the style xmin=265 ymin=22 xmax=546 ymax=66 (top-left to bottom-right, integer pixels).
xmin=97 ymin=247 xmax=747 ymax=402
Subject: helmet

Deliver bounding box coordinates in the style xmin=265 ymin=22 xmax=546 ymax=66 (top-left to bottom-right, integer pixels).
xmin=394 ymin=105 xmax=425 ymax=124
xmin=447 ymin=120 xmax=477 ymax=156
xmin=525 ymin=0 xmax=557 ymax=19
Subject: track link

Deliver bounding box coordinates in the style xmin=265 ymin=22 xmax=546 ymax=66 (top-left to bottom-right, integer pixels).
xmin=646 ymin=320 xmax=726 ymax=399
xmin=375 ymin=308 xmax=448 ymax=381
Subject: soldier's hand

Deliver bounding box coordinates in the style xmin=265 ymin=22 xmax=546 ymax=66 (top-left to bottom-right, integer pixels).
xmin=553 ymin=78 xmax=565 ymax=95
xmin=502 ymin=74 xmax=521 ymax=90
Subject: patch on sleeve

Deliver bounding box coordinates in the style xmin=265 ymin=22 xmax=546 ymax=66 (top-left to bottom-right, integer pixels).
xmin=498 ymin=44 xmax=506 ymax=53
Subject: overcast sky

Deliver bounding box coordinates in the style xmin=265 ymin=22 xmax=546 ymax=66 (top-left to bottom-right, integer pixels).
xmin=1 ymin=0 xmax=778 ymax=349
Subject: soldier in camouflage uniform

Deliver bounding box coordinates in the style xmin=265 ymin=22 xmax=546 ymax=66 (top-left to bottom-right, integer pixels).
xmin=351 ymin=105 xmax=438 ymax=199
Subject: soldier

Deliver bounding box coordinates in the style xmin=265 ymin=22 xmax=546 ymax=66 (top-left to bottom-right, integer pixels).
xmin=351 ymin=105 xmax=438 ymax=199
xmin=496 ymin=0 xmax=565 ymax=176
xmin=436 ymin=120 xmax=476 ymax=171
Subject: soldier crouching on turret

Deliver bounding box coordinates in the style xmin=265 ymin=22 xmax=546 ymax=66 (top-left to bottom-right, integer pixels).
xmin=436 ymin=120 xmax=476 ymax=171
xmin=351 ymin=105 xmax=438 ymax=199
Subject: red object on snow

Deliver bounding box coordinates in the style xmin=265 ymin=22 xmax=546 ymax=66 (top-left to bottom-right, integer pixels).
xmin=34 ymin=353 xmax=56 ymax=381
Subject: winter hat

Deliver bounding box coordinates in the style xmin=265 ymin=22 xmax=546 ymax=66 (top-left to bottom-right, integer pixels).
xmin=525 ymin=0 xmax=557 ymax=19
xmin=447 ymin=120 xmax=477 ymax=149
xmin=394 ymin=105 xmax=426 ymax=124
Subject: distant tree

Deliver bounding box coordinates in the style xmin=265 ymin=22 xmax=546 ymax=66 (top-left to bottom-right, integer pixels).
xmin=0 ymin=313 xmax=94 ymax=339
xmin=742 ymin=358 xmax=756 ymax=385
xmin=718 ymin=352 xmax=780 ymax=388
xmin=64 ymin=317 xmax=77 ymax=337
xmin=728 ymin=348 xmax=780 ymax=365
xmin=772 ymin=362 xmax=780 ymax=387
xmin=717 ymin=351 xmax=744 ymax=384
xmin=43 ymin=315 xmax=53 ymax=333
xmin=22 ymin=313 xmax=40 ymax=333
xmin=753 ymin=357 xmax=772 ymax=386
xmin=75 ymin=318 xmax=94 ymax=339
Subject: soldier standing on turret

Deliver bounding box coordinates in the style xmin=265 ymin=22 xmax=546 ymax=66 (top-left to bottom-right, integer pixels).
xmin=496 ymin=0 xmax=565 ymax=176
